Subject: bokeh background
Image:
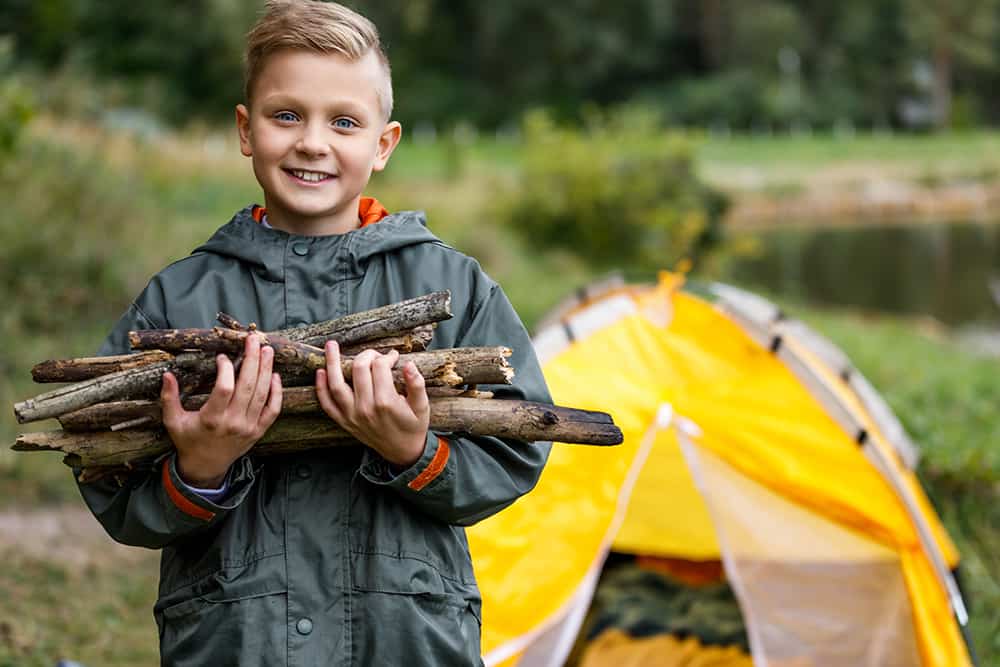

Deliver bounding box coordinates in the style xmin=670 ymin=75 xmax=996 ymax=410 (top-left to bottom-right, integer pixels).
xmin=1 ymin=1 xmax=998 ymax=665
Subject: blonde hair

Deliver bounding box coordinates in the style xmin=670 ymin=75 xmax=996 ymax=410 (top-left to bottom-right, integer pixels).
xmin=244 ymin=0 xmax=393 ymax=119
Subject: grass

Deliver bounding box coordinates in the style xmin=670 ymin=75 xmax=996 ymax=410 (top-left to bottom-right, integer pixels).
xmin=1 ymin=119 xmax=998 ymax=665
xmin=797 ymin=310 xmax=1000 ymax=482
xmin=698 ymin=129 xmax=1000 ymax=168
xmin=0 ymin=549 xmax=159 ymax=667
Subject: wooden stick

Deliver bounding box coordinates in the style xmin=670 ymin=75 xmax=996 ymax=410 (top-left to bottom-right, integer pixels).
xmin=276 ymin=291 xmax=452 ymax=347
xmin=31 ymin=351 xmax=174 ymax=383
xmin=214 ymin=294 xmax=449 ymax=346
xmin=339 ymin=324 xmax=435 ymax=355
xmin=13 ymin=353 xmax=217 ymax=425
xmin=216 ymin=313 xmax=247 ymax=331
xmin=213 ymin=312 xmax=435 ymax=355
xmin=17 ymin=397 xmax=622 ymax=469
xmin=425 ymin=386 xmax=493 ymax=399
xmin=129 ymin=328 xmax=311 ymax=357
xmin=15 ymin=347 xmax=511 ymax=425
xmin=31 ymin=323 xmax=437 ymax=385
xmin=31 ymin=293 xmax=450 ymax=385
xmin=130 ymin=328 xmax=508 ymax=384
xmin=60 ymin=386 xmax=495 ymax=431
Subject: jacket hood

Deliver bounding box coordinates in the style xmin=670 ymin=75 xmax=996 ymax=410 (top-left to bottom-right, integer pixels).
xmin=191 ymin=205 xmax=445 ymax=282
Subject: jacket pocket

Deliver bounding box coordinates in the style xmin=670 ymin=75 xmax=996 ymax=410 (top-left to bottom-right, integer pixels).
xmin=155 ymin=553 xmax=287 ymax=667
xmin=350 ymin=551 xmax=483 ymax=665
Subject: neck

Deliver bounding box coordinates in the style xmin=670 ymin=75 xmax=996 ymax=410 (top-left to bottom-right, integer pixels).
xmin=262 ymin=196 xmax=362 ymax=236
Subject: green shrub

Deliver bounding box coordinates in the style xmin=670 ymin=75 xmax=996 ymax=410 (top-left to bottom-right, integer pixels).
xmin=0 ymin=135 xmax=149 ymax=503
xmin=0 ymin=39 xmax=34 ymax=160
xmin=502 ymin=109 xmax=728 ymax=278
xmin=0 ymin=141 xmax=139 ymax=334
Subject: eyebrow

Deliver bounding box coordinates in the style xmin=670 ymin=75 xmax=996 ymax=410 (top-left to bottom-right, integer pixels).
xmin=258 ymin=95 xmax=371 ymax=119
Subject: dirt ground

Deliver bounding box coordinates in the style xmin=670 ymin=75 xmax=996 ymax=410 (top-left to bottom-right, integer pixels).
xmin=0 ymin=506 xmax=151 ymax=566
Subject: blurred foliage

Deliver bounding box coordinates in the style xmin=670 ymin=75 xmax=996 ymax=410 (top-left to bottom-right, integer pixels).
xmin=0 ymin=140 xmax=136 ymax=336
xmin=502 ymin=109 xmax=727 ymax=277
xmin=0 ymin=38 xmax=33 ymax=159
xmin=0 ymin=131 xmax=143 ymax=505
xmin=4 ymin=0 xmax=1000 ymax=130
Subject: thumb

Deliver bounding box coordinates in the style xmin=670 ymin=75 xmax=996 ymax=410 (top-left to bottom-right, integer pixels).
xmin=403 ymin=362 xmax=429 ymax=419
xmin=160 ymin=371 xmax=185 ymax=430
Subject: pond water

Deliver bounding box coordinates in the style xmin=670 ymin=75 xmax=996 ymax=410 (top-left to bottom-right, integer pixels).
xmin=723 ymin=221 xmax=1000 ymax=326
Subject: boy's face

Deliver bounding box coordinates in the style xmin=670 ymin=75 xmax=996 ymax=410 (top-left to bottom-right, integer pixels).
xmin=236 ymin=49 xmax=401 ymax=234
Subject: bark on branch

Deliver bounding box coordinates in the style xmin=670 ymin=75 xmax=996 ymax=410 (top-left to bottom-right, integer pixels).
xmin=15 ymin=348 xmax=512 ymax=425
xmin=13 ymin=353 xmax=216 ymax=425
xmin=277 ymin=291 xmax=451 ymax=347
xmin=30 ymin=326 xmax=436 ymax=384
xmin=59 ymin=386 xmax=499 ymax=431
xmin=31 ymin=351 xmax=174 ymax=383
xmin=16 ymin=395 xmax=621 ymax=469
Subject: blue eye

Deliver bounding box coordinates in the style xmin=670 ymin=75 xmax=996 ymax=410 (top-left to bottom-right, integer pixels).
xmin=333 ymin=118 xmax=357 ymax=129
xmin=275 ymin=111 xmax=298 ymax=122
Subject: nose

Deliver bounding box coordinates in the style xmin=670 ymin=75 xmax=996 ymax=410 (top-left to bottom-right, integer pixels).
xmin=295 ymin=121 xmax=330 ymax=157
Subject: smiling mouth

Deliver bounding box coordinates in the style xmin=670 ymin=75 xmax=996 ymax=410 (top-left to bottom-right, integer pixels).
xmin=284 ymin=168 xmax=335 ymax=183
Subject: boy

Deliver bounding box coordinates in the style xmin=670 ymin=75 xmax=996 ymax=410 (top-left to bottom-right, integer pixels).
xmin=77 ymin=1 xmax=552 ymax=665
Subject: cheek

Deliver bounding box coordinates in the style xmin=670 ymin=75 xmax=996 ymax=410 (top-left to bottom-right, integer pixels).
xmin=342 ymin=139 xmax=382 ymax=171
xmin=251 ymin=130 xmax=292 ymax=163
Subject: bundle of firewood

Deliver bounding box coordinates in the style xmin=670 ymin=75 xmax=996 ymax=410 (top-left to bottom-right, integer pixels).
xmin=12 ymin=291 xmax=622 ymax=483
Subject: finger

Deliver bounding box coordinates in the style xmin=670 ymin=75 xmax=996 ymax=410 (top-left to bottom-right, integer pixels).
xmin=372 ymin=350 xmax=401 ymax=410
xmin=316 ymin=368 xmax=344 ymax=422
xmin=234 ymin=333 xmax=262 ymax=408
xmin=324 ymin=340 xmax=355 ymax=408
xmin=246 ymin=344 xmax=274 ymax=422
xmin=160 ymin=371 xmax=186 ymax=431
xmin=257 ymin=371 xmax=283 ymax=430
xmin=403 ymin=362 xmax=429 ymax=419
xmin=351 ymin=349 xmax=378 ymax=417
xmin=201 ymin=354 xmax=236 ymax=420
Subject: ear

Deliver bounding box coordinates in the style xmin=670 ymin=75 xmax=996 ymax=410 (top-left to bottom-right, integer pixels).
xmin=236 ymin=104 xmax=253 ymax=157
xmin=372 ymin=121 xmax=402 ymax=172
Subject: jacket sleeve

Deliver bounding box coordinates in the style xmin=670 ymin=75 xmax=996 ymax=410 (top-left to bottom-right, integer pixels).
xmin=359 ymin=280 xmax=553 ymax=526
xmin=74 ymin=289 xmax=258 ymax=549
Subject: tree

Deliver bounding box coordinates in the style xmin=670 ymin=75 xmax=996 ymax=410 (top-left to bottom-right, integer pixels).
xmin=905 ymin=0 xmax=999 ymax=127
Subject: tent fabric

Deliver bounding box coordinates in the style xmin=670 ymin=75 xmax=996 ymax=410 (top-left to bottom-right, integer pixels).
xmin=468 ymin=275 xmax=971 ymax=667
xmin=682 ymin=439 xmax=922 ymax=666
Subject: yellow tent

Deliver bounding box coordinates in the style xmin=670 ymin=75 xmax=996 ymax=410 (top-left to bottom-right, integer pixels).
xmin=468 ymin=274 xmax=974 ymax=667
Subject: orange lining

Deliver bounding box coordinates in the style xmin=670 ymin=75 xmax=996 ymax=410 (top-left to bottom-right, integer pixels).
xmin=251 ymin=196 xmax=389 ymax=228
xmin=407 ymin=437 xmax=450 ymax=491
xmin=162 ymin=459 xmax=216 ymax=522
xmin=358 ymin=197 xmax=389 ymax=227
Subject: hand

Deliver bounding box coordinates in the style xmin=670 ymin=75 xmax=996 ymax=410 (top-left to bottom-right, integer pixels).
xmin=315 ymin=341 xmax=430 ymax=469
xmin=161 ymin=333 xmax=283 ymax=488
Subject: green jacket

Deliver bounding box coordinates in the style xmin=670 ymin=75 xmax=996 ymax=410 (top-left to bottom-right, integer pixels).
xmin=78 ymin=206 xmax=553 ymax=666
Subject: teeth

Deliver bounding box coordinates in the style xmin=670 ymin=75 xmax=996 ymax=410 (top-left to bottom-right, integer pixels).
xmin=290 ymin=169 xmax=330 ymax=182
